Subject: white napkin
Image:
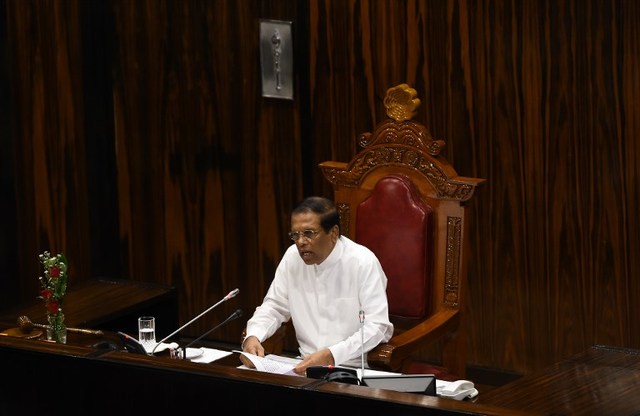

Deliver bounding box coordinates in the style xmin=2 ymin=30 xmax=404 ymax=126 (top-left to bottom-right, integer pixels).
xmin=145 ymin=341 xmax=179 ymax=354
xmin=435 ymin=379 xmax=478 ymax=400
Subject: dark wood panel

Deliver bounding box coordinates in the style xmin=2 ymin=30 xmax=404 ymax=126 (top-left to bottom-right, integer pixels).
xmin=477 ymin=345 xmax=640 ymax=415
xmin=108 ymin=0 xmax=304 ymax=342
xmin=0 ymin=0 xmax=19 ymax=309
xmin=459 ymin=0 xmax=640 ymax=373
xmin=5 ymin=0 xmax=92 ymax=304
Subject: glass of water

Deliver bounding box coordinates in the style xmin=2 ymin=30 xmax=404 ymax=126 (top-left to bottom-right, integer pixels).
xmin=138 ymin=316 xmax=156 ymax=353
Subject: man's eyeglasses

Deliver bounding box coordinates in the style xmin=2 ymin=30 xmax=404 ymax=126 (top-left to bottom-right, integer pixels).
xmin=288 ymin=229 xmax=321 ymax=242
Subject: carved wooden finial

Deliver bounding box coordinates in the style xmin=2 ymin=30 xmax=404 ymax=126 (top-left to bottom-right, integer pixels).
xmin=384 ymin=83 xmax=421 ymax=122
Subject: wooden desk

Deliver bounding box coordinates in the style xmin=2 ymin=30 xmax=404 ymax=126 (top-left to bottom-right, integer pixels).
xmin=0 ymin=278 xmax=178 ymax=336
xmin=0 ymin=332 xmax=533 ymax=415
xmin=476 ymin=345 xmax=640 ymax=415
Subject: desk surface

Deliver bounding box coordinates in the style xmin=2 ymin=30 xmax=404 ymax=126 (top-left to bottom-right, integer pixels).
xmin=0 ymin=331 xmax=532 ymax=416
xmin=476 ymin=345 xmax=640 ymax=415
xmin=0 ymin=278 xmax=177 ymax=335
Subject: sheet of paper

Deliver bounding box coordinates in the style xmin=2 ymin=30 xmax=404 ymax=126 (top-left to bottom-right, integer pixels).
xmin=189 ymin=347 xmax=233 ymax=364
xmin=235 ymin=351 xmax=301 ymax=376
xmin=356 ymin=367 xmax=399 ymax=379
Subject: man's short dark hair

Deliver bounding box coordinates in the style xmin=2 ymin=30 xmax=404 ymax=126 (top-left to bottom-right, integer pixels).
xmin=292 ymin=197 xmax=340 ymax=234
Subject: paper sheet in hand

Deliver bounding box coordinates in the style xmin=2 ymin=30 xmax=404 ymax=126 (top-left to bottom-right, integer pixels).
xmin=236 ymin=351 xmax=300 ymax=376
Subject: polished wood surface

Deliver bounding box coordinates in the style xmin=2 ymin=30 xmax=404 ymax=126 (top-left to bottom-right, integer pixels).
xmin=477 ymin=345 xmax=640 ymax=415
xmin=0 ymin=278 xmax=177 ymax=337
xmin=0 ymin=332 xmax=533 ymax=415
xmin=2 ymin=0 xmax=640 ymax=379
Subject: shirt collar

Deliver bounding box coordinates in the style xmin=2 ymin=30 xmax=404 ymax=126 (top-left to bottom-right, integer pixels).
xmin=315 ymin=235 xmax=344 ymax=272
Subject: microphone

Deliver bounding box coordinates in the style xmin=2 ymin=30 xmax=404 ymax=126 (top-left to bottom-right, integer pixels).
xmin=359 ymin=310 xmax=365 ymax=383
xmin=181 ymin=309 xmax=243 ymax=358
xmin=151 ymin=288 xmax=239 ymax=354
xmin=307 ymin=311 xmax=367 ymax=386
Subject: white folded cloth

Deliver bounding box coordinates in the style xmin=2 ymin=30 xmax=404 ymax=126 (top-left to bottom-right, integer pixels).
xmin=436 ymin=379 xmax=478 ymax=400
xmin=144 ymin=342 xmax=179 ymax=354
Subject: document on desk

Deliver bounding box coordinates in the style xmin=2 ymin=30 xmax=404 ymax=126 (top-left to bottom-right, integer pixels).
xmin=189 ymin=347 xmax=233 ymax=364
xmin=235 ymin=351 xmax=301 ymax=376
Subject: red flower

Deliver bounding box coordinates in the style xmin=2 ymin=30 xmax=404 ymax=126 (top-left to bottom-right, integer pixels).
xmin=40 ymin=289 xmax=53 ymax=300
xmin=47 ymin=300 xmax=60 ymax=314
xmin=49 ymin=266 xmax=61 ymax=278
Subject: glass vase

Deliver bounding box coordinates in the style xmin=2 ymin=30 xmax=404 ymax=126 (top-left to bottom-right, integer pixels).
xmin=46 ymin=311 xmax=67 ymax=344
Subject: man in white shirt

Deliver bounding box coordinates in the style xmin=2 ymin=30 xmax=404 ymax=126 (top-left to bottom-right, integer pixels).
xmin=242 ymin=196 xmax=393 ymax=375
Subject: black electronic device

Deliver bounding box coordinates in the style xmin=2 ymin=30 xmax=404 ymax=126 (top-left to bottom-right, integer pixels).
xmin=306 ymin=366 xmax=362 ymax=385
xmin=306 ymin=365 xmax=436 ymax=395
xmin=117 ymin=331 xmax=148 ymax=355
xmin=91 ymin=340 xmax=119 ymax=351
xmin=362 ymin=374 xmax=436 ymax=396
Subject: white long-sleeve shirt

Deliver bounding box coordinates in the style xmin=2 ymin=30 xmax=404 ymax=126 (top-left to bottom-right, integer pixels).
xmin=245 ymin=236 xmax=394 ymax=367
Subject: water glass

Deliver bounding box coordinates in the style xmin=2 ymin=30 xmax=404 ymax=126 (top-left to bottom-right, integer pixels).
xmin=138 ymin=316 xmax=156 ymax=353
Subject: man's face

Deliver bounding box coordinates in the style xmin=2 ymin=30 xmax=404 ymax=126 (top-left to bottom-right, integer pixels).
xmin=290 ymin=212 xmax=338 ymax=265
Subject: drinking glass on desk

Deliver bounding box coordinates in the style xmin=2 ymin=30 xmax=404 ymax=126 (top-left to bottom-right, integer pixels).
xmin=138 ymin=316 xmax=156 ymax=353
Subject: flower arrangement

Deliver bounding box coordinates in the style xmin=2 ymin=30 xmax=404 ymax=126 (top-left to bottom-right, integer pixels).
xmin=38 ymin=251 xmax=68 ymax=343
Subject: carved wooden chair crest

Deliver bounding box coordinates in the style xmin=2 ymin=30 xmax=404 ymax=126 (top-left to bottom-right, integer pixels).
xmin=319 ymin=84 xmax=485 ymax=378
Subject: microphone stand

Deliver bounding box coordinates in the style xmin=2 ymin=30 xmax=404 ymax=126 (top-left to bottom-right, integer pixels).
xmin=151 ymin=288 xmax=239 ymax=355
xmin=359 ymin=310 xmax=365 ymax=383
xmin=182 ymin=309 xmax=243 ymax=359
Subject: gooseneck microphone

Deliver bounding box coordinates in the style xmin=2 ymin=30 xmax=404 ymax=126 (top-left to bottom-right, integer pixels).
xmin=151 ymin=288 xmax=240 ymax=354
xmin=359 ymin=310 xmax=365 ymax=383
xmin=307 ymin=310 xmax=366 ymax=386
xmin=182 ymin=308 xmax=243 ymax=358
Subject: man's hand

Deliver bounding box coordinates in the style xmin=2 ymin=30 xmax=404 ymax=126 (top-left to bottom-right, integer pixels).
xmin=240 ymin=336 xmax=265 ymax=368
xmin=293 ymin=348 xmax=335 ymax=376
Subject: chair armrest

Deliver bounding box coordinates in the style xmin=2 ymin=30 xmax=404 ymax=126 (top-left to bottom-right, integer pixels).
xmin=368 ymin=308 xmax=460 ymax=372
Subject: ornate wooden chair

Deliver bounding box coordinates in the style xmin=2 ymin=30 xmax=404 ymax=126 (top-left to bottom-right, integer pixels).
xmin=319 ymin=84 xmax=484 ymax=379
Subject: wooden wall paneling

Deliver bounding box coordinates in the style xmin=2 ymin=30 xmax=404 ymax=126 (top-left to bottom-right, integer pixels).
xmin=109 ymin=0 xmax=304 ymax=342
xmin=457 ymin=0 xmax=640 ymax=373
xmin=309 ymin=0 xmax=373 ymax=197
xmin=80 ymin=1 xmax=122 ymax=280
xmin=461 ymin=0 xmax=539 ymax=374
xmin=110 ymin=0 xmax=228 ymax=339
xmin=0 ymin=0 xmax=20 ymax=308
xmin=6 ymin=0 xmax=92 ymax=307
xmin=621 ymin=0 xmax=640 ymax=350
xmin=558 ymin=0 xmax=630 ymax=361
xmin=110 ymin=1 xmax=169 ymax=288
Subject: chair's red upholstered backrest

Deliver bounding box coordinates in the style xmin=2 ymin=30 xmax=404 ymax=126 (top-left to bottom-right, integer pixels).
xmin=355 ymin=174 xmax=434 ymax=320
